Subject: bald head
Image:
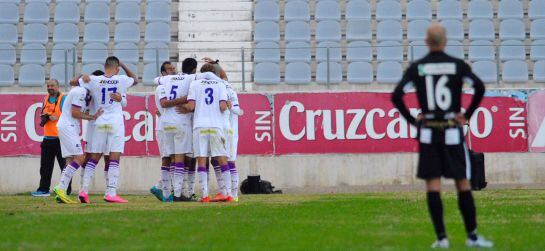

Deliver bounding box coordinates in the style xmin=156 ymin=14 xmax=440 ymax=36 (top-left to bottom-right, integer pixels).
xmin=425 ymin=23 xmax=447 ymax=51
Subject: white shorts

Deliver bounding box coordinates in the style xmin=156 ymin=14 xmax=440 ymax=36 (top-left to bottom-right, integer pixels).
xmin=193 ymin=127 xmax=228 ymax=158
xmin=162 ymin=122 xmax=192 ymax=156
xmin=58 ymin=125 xmax=83 ymax=158
xmin=156 ymin=130 xmax=169 ymax=158
xmin=90 ymin=123 xmax=125 ymax=154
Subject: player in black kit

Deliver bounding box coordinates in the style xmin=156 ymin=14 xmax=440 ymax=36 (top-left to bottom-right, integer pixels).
xmin=391 ymin=24 xmax=493 ymax=249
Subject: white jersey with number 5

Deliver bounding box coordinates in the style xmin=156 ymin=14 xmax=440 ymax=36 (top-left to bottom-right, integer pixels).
xmin=187 ymin=79 xmax=227 ymax=129
xmin=157 ymin=74 xmax=193 ymax=125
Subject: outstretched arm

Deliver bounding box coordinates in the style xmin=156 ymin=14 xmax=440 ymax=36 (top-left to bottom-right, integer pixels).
xmin=391 ymin=65 xmax=417 ymax=125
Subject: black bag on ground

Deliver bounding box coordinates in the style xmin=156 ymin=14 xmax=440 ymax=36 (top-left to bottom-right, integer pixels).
xmin=469 ymin=150 xmax=487 ymax=190
xmin=240 ymin=175 xmax=282 ymax=194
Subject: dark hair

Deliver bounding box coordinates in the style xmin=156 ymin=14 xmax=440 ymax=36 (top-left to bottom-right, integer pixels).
xmin=200 ymin=63 xmax=215 ymax=73
xmin=160 ymin=61 xmax=172 ymax=75
xmin=91 ymin=70 xmax=105 ymax=76
xmin=104 ymin=56 xmax=120 ymax=69
xmin=181 ymin=58 xmax=198 ymax=74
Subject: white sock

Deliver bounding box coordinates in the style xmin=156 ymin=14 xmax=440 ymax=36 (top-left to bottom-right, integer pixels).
xmin=182 ymin=167 xmax=189 ymax=196
xmin=198 ymin=167 xmax=208 ymax=198
xmin=188 ymin=170 xmax=196 ymax=196
xmin=107 ymin=160 xmax=120 ymax=197
xmin=213 ymin=165 xmax=222 ymax=194
xmin=81 ymin=159 xmax=98 ymax=194
xmin=173 ymin=162 xmax=185 ymax=198
xmin=169 ymin=164 xmax=175 ymax=193
xmin=161 ymin=166 xmax=171 ymax=198
xmin=230 ymin=163 xmax=239 ymax=198
xmin=221 ymin=165 xmax=232 ymax=196
xmin=59 ymin=161 xmax=80 ymax=191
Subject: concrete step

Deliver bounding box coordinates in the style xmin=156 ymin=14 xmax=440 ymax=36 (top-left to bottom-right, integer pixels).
xmin=180 ymin=21 xmax=252 ymax=31
xmin=179 ymin=31 xmax=252 ymax=42
xmin=179 ymin=41 xmax=253 ymax=50
xmin=179 ymin=51 xmax=252 ymax=62
xmin=181 ymin=2 xmax=253 ymax=11
xmin=179 ymin=11 xmax=252 ymax=21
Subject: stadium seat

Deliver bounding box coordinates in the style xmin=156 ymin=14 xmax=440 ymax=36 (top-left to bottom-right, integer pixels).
xmin=531 ymin=20 xmax=545 ymax=40
xmin=143 ymin=63 xmax=159 ymax=85
xmin=437 ymin=0 xmax=462 ymax=20
xmin=285 ymin=41 xmax=311 ymax=63
xmin=84 ymin=3 xmax=110 ymax=23
xmin=500 ymin=19 xmax=525 ymax=41
xmin=54 ymin=2 xmax=80 ymax=24
xmin=118 ymin=62 xmax=137 ymax=76
xmin=347 ymin=41 xmax=372 ymax=62
xmin=0 ymin=3 xmax=19 ymax=24
xmin=82 ymin=43 xmax=108 ymax=64
xmin=469 ymin=40 xmax=495 ymax=61
xmin=22 ymin=24 xmax=48 ymax=44
xmin=315 ymin=1 xmax=340 ymax=21
xmin=116 ymin=0 xmax=141 ymax=2
xmin=53 ymin=23 xmax=79 ymax=44
xmin=253 ymin=1 xmax=279 ymax=22
xmin=316 ymin=41 xmax=342 ymax=62
xmin=0 ymin=0 xmax=20 ymax=4
xmin=254 ymin=22 xmax=279 ymax=42
xmin=468 ymin=0 xmax=493 ymax=20
xmin=408 ymin=41 xmax=428 ymax=61
xmin=347 ymin=62 xmax=373 ymax=84
xmin=376 ymin=61 xmax=402 ymax=84
xmin=50 ymin=64 xmax=74 ymax=85
xmin=500 ymin=40 xmax=526 ymax=61
xmin=502 ymin=60 xmax=528 ymax=82
xmin=441 ymin=20 xmax=464 ymax=41
xmin=377 ymin=41 xmax=403 ymax=62
xmin=407 ymin=20 xmax=430 ymax=42
xmin=469 ymin=20 xmax=495 ymax=41
xmin=115 ymin=2 xmax=141 ymax=23
xmin=115 ymin=23 xmax=140 ymax=44
xmin=254 ymin=42 xmax=280 ymax=63
xmin=406 ymin=0 xmax=432 ymax=21
xmin=285 ymin=62 xmax=311 ymax=84
xmin=345 ymin=0 xmax=371 ymax=20
xmin=146 ymin=2 xmax=171 ymax=23
xmin=24 ymin=3 xmax=49 ymax=24
xmin=81 ymin=63 xmax=103 ymax=74
xmin=498 ymin=0 xmax=523 ymax=20
xmin=316 ymin=21 xmax=340 ymax=42
xmin=20 ymin=43 xmax=46 ymax=65
xmin=19 ymin=64 xmax=45 ymax=86
xmin=346 ymin=20 xmax=372 ymax=41
xmin=0 ymin=65 xmax=14 ymax=86
xmin=254 ymin=62 xmax=280 ymax=85
xmin=472 ymin=61 xmax=498 ymax=83
xmin=56 ymin=0 xmax=81 ymax=2
xmin=376 ymin=20 xmax=402 ymax=42
xmin=285 ymin=21 xmax=310 ymax=42
xmin=376 ymin=0 xmax=401 ymax=21
xmin=143 ymin=42 xmax=169 ymax=63
xmin=51 ymin=43 xmax=76 ymax=64
xmin=284 ymin=1 xmax=310 ymax=22
xmin=113 ymin=42 xmax=139 ymax=64
xmin=0 ymin=24 xmax=17 ymax=45
xmin=531 ymin=40 xmax=545 ymax=61
xmin=145 ymin=22 xmax=171 ymax=43
xmin=0 ymin=44 xmax=16 ymax=65
xmin=26 ymin=0 xmax=51 ymax=3
xmin=316 ymin=62 xmax=342 ymax=84
xmin=84 ymin=23 xmax=109 ymax=44
xmin=534 ymin=60 xmax=545 ymax=82
xmin=529 ymin=0 xmax=545 ymax=20
xmin=445 ymin=40 xmax=464 ymax=59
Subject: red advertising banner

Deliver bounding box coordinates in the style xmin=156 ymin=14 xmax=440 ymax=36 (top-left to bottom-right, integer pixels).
xmin=528 ymin=91 xmax=545 ymax=152
xmin=237 ymin=93 xmax=274 ymax=155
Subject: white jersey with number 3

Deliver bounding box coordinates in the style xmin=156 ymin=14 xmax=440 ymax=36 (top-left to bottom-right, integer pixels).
xmin=187 ymin=79 xmax=227 ymax=129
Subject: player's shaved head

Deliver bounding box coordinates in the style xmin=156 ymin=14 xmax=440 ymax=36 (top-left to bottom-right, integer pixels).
xmin=104 ymin=56 xmax=120 ymax=69
xmin=426 ymin=23 xmax=447 ymax=51
xmin=182 ymin=58 xmax=198 ymax=74
xmin=200 ymin=63 xmax=215 ymax=73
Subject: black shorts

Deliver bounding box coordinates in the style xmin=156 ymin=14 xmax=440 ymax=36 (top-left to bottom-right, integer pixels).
xmin=416 ymin=126 xmax=471 ymax=180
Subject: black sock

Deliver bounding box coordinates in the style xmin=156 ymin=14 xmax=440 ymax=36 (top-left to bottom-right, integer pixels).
xmin=458 ymin=191 xmax=478 ymax=240
xmin=427 ymin=191 xmax=447 ymax=240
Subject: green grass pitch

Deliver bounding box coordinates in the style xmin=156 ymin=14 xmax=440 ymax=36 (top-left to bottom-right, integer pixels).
xmin=1 ymin=190 xmax=544 ymax=250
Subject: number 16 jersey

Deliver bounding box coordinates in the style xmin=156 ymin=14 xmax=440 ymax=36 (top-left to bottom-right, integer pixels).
xmin=187 ymin=79 xmax=228 ymax=129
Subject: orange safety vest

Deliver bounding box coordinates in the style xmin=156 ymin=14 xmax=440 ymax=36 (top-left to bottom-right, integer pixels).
xmin=42 ymin=93 xmax=65 ymax=137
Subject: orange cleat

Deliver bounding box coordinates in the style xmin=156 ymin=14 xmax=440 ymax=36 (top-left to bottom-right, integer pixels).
xmin=225 ymin=196 xmax=234 ymax=202
xmin=210 ymin=193 xmax=229 ymax=202
xmin=199 ymin=196 xmax=210 ymax=203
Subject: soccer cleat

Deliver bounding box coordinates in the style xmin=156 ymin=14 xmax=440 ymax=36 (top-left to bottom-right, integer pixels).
xmin=150 ymin=186 xmax=164 ymax=202
xmin=198 ymin=196 xmax=210 ymax=203
xmin=104 ymin=195 xmax=128 ymax=203
xmin=431 ymin=238 xmax=449 ymax=249
xmin=78 ymin=191 xmax=90 ymax=204
xmin=53 ymin=186 xmax=77 ymax=204
xmin=466 ymin=235 xmax=493 ymax=248
xmin=233 ymin=197 xmax=239 ymax=202
xmin=55 ymin=195 xmax=62 ymax=203
xmin=226 ymin=196 xmax=234 ymax=202
xmin=163 ymin=194 xmax=174 ymax=202
xmin=31 ymin=190 xmax=50 ymax=197
xmin=210 ymin=193 xmax=229 ymax=202
xmin=187 ymin=194 xmax=198 ymax=202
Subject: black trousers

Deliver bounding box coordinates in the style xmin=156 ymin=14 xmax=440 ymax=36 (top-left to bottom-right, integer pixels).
xmin=38 ymin=138 xmax=71 ymax=194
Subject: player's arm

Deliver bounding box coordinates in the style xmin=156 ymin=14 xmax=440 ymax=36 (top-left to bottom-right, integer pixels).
xmin=70 ymin=74 xmax=84 ymax=86
xmin=461 ymin=62 xmax=486 ymax=120
xmin=219 ymin=84 xmax=228 ymax=112
xmin=229 ymin=90 xmax=241 ymax=115
xmin=203 ymin=57 xmax=228 ymax=80
xmin=120 ymin=62 xmax=138 ymax=86
xmin=160 ymin=96 xmax=188 ymax=108
xmin=72 ymin=106 xmax=103 ymax=121
xmin=184 ymin=100 xmax=195 ymax=112
xmin=391 ymin=64 xmax=417 ymax=125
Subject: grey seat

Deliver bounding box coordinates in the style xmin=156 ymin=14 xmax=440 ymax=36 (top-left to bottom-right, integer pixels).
xmin=437 ymin=0 xmax=462 ymax=20
xmin=376 ymin=20 xmax=402 ymax=41
xmin=50 ymin=64 xmax=74 ymax=85
xmin=376 ymin=0 xmax=401 ymax=21
xmin=54 ymin=2 xmax=79 ymax=24
xmin=472 ymin=61 xmax=497 ymax=83
xmin=145 ymin=22 xmax=171 ymax=43
xmin=254 ymin=21 xmax=279 ymax=42
xmin=0 ymin=3 xmax=19 ymax=24
xmin=315 ymin=1 xmax=340 ymax=21
xmin=0 ymin=44 xmax=16 ymax=65
xmin=377 ymin=41 xmax=403 ymax=62
xmin=407 ymin=20 xmax=430 ymax=42
xmin=500 ymin=19 xmax=525 ymax=41
xmin=316 ymin=41 xmax=341 ymax=62
xmin=254 ymin=62 xmax=280 ymax=85
xmin=345 ymin=0 xmax=371 ymax=20
xmin=285 ymin=41 xmax=311 ymax=62
xmin=316 ymin=20 xmax=340 ymax=42
xmin=53 ymin=23 xmax=79 ymax=44
xmin=115 ymin=23 xmax=140 ymax=43
xmin=316 ymin=62 xmax=342 ymax=84
xmin=285 ymin=62 xmax=311 ymax=84
xmin=406 ymin=0 xmax=432 ymax=20
xmin=24 ymin=3 xmax=49 ymax=24
xmin=56 ymin=0 xmax=82 ymax=2
xmin=469 ymin=40 xmax=495 ymax=61
xmin=254 ymin=42 xmax=280 ymax=62
xmin=115 ymin=2 xmax=140 ymax=23
xmin=468 ymin=0 xmax=493 ymax=20
xmin=498 ymin=0 xmax=523 ymax=20
xmin=21 ymin=43 xmax=46 ymax=65
xmin=81 ymin=63 xmax=103 ymax=74
xmin=51 ymin=43 xmax=76 ymax=64
xmin=284 ymin=1 xmax=309 ymax=21
xmin=19 ymin=64 xmax=45 ymax=86
xmin=84 ymin=23 xmax=109 ymax=44
xmin=23 ymin=24 xmax=48 ymax=44
xmin=408 ymin=41 xmax=428 ymax=61
xmin=469 ymin=20 xmax=495 ymax=41
xmin=0 ymin=0 xmax=20 ymax=4
xmin=118 ymin=63 xmax=137 ymax=76
xmin=84 ymin=3 xmax=110 ymax=23
xmin=146 ymin=2 xmax=171 ymax=23
xmin=26 ymin=0 xmax=50 ymax=3
xmin=531 ymin=20 xmax=545 ymax=40
xmin=0 ymin=24 xmax=17 ymax=45
xmin=347 ymin=41 xmax=372 ymax=62
xmin=376 ymin=61 xmax=402 ymax=84
xmin=346 ymin=20 xmax=372 ymax=41
xmin=113 ymin=42 xmax=139 ymax=64
xmin=529 ymin=0 xmax=545 ymax=20
xmin=82 ymin=43 xmax=108 ymax=64
xmin=502 ymin=60 xmax=528 ymax=82
xmin=0 ymin=65 xmax=14 ymax=86
xmin=143 ymin=42 xmax=169 ymax=63
xmin=143 ymin=63 xmax=160 ymax=85
xmin=441 ymin=19 xmax=464 ymax=41
xmin=445 ymin=40 xmax=464 ymax=59
xmin=534 ymin=60 xmax=545 ymax=82
xmin=116 ymin=0 xmax=141 ymax=2
xmin=347 ymin=62 xmax=373 ymax=84
xmin=531 ymin=40 xmax=545 ymax=61
xmin=254 ymin=1 xmax=279 ymax=22
xmin=285 ymin=21 xmax=310 ymax=42
xmin=500 ymin=40 xmax=526 ymax=61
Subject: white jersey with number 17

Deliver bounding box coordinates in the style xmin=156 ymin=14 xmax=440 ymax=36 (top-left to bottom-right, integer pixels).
xmin=187 ymin=79 xmax=227 ymax=129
